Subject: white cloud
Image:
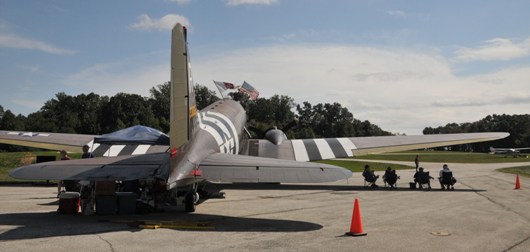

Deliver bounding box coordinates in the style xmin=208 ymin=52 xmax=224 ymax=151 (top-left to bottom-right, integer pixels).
xmin=386 ymin=10 xmax=407 ymax=17
xmin=165 ymin=0 xmax=192 ymax=5
xmin=226 ymin=0 xmax=278 ymax=6
xmin=0 ymin=33 xmax=75 ymax=55
xmin=191 ymin=45 xmax=530 ymax=134
xmin=129 ymin=14 xmax=191 ymax=31
xmin=57 ymin=43 xmax=530 ymax=135
xmin=454 ymin=38 xmax=530 ymax=62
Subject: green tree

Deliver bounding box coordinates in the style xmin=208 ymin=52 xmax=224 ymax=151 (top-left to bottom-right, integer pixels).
xmin=0 ymin=105 xmax=4 ymax=121
xmin=36 ymin=92 xmax=77 ymax=133
xmin=101 ymin=93 xmax=158 ymax=133
xmin=0 ymin=110 xmax=25 ymax=130
xmin=25 ymin=111 xmax=57 ymax=132
xmin=423 ymin=114 xmax=530 ymax=152
xmin=243 ymin=95 xmax=297 ymax=138
xmin=73 ymin=93 xmax=108 ymax=134
xmin=149 ymin=82 xmax=171 ymax=133
xmin=194 ymin=84 xmax=220 ymax=110
xmin=295 ymin=101 xmax=390 ymax=138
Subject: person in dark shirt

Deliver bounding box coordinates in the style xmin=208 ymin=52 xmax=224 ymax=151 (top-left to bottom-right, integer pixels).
xmin=439 ymin=164 xmax=457 ymax=190
xmin=81 ymin=144 xmax=94 ymax=159
xmin=413 ymin=167 xmax=433 ymax=189
xmin=362 ymin=164 xmax=380 ymax=188
xmin=383 ymin=166 xmax=399 ymax=188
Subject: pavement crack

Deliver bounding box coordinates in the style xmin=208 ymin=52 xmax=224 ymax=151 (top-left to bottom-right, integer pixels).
xmin=460 ymin=181 xmax=530 ymax=223
xmin=96 ymin=234 xmax=116 ymax=252
xmin=503 ymin=235 xmax=530 ymax=252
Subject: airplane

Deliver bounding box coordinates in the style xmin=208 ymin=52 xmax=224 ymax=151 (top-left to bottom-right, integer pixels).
xmin=489 ymin=147 xmax=530 ymax=158
xmin=0 ymin=23 xmax=509 ymax=213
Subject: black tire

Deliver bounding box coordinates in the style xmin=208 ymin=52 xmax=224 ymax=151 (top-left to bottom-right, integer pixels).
xmin=185 ymin=193 xmax=196 ymax=212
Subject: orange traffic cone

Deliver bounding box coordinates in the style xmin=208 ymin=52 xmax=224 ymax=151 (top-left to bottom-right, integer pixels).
xmin=515 ymin=175 xmax=521 ymax=190
xmin=345 ymin=198 xmax=367 ymax=236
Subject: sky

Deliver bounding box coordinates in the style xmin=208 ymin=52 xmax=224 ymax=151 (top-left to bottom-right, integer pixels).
xmin=1 ymin=0 xmax=529 ymax=135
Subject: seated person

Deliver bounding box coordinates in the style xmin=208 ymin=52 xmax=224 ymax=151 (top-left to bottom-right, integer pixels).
xmin=413 ymin=167 xmax=433 ymax=189
xmin=439 ymin=164 xmax=457 ymax=190
xmin=362 ymin=165 xmax=379 ymax=188
xmin=383 ymin=166 xmax=399 ymax=188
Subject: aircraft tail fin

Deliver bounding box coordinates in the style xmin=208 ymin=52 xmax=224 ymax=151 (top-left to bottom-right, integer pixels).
xmin=170 ymin=23 xmax=197 ymax=150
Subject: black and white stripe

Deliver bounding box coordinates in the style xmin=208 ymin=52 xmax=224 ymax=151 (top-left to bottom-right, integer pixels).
xmin=291 ymin=138 xmax=357 ymax=161
xmin=7 ymin=131 xmax=50 ymax=137
xmin=198 ymin=111 xmax=239 ymax=154
xmin=85 ymin=140 xmax=153 ymax=157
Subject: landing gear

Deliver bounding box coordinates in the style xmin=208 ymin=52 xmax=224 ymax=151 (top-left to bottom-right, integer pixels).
xmin=184 ymin=184 xmax=199 ymax=212
xmin=184 ymin=192 xmax=196 ymax=212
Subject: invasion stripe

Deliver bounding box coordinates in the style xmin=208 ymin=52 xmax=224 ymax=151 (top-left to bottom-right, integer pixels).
xmin=92 ymin=144 xmax=111 ymax=157
xmin=337 ymin=138 xmax=357 ymax=157
xmin=118 ymin=144 xmax=138 ymax=156
xmin=200 ymin=112 xmax=238 ymax=154
xmin=207 ymin=114 xmax=236 ymax=141
xmin=314 ymin=139 xmax=335 ymax=159
xmin=132 ymin=145 xmax=151 ymax=155
xmin=303 ymin=139 xmax=322 ymax=161
xmin=207 ymin=112 xmax=239 ymax=153
xmin=199 ymin=113 xmax=224 ymax=145
xmin=325 ymin=138 xmax=348 ymax=158
xmin=104 ymin=145 xmax=126 ymax=157
xmin=202 ymin=120 xmax=228 ymax=142
xmin=85 ymin=140 xmax=100 ymax=153
xmin=291 ymin=140 xmax=309 ymax=161
xmin=201 ymin=119 xmax=232 ymax=153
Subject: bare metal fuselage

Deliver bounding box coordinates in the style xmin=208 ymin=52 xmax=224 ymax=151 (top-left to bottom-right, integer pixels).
xmin=167 ymin=99 xmax=247 ymax=189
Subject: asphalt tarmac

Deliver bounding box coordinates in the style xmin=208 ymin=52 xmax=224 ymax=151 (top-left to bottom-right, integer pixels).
xmin=1 ymin=160 xmax=530 ymax=252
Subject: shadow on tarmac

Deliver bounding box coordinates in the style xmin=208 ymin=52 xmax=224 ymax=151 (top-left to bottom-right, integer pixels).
xmin=37 ymin=200 xmax=59 ymax=206
xmin=213 ymin=183 xmax=486 ymax=192
xmin=0 ymin=211 xmax=322 ymax=241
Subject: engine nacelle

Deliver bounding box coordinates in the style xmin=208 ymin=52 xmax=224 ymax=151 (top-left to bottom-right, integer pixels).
xmin=264 ymin=127 xmax=288 ymax=145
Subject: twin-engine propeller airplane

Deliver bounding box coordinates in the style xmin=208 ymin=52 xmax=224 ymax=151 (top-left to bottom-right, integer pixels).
xmin=489 ymin=147 xmax=530 ymax=157
xmin=0 ymin=23 xmax=509 ymax=212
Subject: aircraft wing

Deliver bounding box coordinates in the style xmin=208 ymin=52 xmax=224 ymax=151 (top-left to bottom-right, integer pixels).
xmin=0 ymin=127 xmax=169 ymax=156
xmin=9 ymin=152 xmax=169 ymax=181
xmin=246 ymin=132 xmax=509 ymax=161
xmin=199 ymin=153 xmax=352 ymax=183
xmin=0 ymin=130 xmax=96 ymax=153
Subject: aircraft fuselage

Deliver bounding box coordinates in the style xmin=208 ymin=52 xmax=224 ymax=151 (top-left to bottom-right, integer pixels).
xmin=167 ymin=99 xmax=247 ymax=189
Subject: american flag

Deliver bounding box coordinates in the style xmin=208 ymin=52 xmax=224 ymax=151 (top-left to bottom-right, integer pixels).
xmin=238 ymin=81 xmax=260 ymax=100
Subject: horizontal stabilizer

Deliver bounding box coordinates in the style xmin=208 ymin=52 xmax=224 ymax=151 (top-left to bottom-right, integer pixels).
xmin=199 ymin=153 xmax=352 ymax=183
xmin=9 ymin=152 xmax=170 ymax=181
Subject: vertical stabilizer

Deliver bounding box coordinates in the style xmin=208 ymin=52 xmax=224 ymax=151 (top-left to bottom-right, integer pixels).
xmin=170 ymin=23 xmax=196 ymax=150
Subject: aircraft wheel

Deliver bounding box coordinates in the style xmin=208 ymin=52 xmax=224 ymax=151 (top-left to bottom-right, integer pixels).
xmin=185 ymin=192 xmax=196 ymax=212
xmin=193 ymin=192 xmax=200 ymax=204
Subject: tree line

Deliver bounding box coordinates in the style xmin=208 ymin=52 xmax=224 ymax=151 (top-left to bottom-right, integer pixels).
xmin=423 ymin=114 xmax=530 ymax=152
xmin=1 ymin=82 xmax=528 ymax=152
xmin=0 ymin=83 xmax=389 ymax=142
